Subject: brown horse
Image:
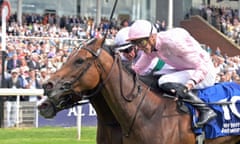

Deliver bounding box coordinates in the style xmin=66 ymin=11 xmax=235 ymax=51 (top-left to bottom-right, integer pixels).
xmin=38 ymin=79 xmax=123 ymax=144
xmin=38 ymin=38 xmax=240 ymax=144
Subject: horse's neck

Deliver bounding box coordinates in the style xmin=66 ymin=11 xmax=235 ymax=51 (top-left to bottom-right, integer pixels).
xmin=99 ymin=52 xmax=180 ymax=133
xmin=90 ymin=94 xmax=119 ymax=125
xmin=100 ymin=66 xmax=153 ymax=125
xmin=90 ymin=94 xmax=123 ymax=144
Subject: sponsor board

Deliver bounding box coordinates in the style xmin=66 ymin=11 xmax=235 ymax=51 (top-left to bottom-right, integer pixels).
xmin=38 ymin=103 xmax=97 ymax=127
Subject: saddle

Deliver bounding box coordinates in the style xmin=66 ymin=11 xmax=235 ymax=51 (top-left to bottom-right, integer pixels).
xmin=139 ymin=75 xmax=191 ymax=113
xmin=139 ymin=76 xmax=205 ymax=143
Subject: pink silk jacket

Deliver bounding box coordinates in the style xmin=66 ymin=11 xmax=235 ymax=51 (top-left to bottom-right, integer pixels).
xmin=132 ymin=28 xmax=214 ymax=85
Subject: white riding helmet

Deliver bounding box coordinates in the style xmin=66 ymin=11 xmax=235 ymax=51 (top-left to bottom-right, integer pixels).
xmin=127 ymin=19 xmax=157 ymax=41
xmin=114 ymin=27 xmax=133 ymax=51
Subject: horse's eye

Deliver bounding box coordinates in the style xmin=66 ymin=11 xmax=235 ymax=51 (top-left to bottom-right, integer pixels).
xmin=75 ymin=59 xmax=84 ymax=65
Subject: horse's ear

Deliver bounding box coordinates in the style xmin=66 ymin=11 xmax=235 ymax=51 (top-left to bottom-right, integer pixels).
xmin=92 ymin=38 xmax=105 ymax=51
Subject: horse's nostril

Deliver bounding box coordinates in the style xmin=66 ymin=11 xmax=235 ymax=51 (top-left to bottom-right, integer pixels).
xmin=43 ymin=82 xmax=54 ymax=90
xmin=64 ymin=82 xmax=71 ymax=89
xmin=38 ymin=102 xmax=48 ymax=109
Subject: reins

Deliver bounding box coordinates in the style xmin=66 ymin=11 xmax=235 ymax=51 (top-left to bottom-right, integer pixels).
xmin=117 ymin=53 xmax=141 ymax=102
xmin=81 ymin=47 xmax=119 ymax=99
xmin=125 ymin=87 xmax=150 ymax=137
xmin=76 ymin=46 xmax=141 ymax=102
xmin=163 ymin=94 xmax=233 ymax=105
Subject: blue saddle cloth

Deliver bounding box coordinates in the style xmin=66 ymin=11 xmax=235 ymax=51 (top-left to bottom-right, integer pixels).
xmin=189 ymin=82 xmax=240 ymax=139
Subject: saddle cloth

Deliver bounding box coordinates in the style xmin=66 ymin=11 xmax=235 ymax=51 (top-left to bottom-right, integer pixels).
xmin=189 ymin=82 xmax=240 ymax=139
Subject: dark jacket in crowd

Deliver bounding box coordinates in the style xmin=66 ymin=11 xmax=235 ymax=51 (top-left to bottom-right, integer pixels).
xmin=5 ymin=77 xmax=24 ymax=101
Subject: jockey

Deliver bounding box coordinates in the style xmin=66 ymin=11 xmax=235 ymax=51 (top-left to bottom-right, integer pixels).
xmin=114 ymin=27 xmax=142 ymax=64
xmin=115 ymin=27 xmax=175 ymax=76
xmin=127 ymin=19 xmax=217 ymax=127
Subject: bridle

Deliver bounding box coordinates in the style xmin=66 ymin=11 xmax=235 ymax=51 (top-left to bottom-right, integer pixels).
xmin=49 ymin=38 xmax=141 ymax=109
xmin=45 ymin=38 xmax=127 ymax=109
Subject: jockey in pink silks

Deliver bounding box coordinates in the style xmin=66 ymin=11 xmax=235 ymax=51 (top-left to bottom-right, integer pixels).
xmin=115 ymin=27 xmax=175 ymax=76
xmin=127 ymin=19 xmax=217 ymax=127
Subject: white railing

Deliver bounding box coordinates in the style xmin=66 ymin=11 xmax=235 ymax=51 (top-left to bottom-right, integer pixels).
xmin=0 ymin=88 xmax=44 ymax=96
xmin=0 ymin=88 xmax=44 ymax=128
xmin=0 ymin=88 xmax=86 ymax=140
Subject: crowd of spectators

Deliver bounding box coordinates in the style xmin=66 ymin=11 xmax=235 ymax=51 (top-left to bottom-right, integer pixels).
xmin=1 ymin=11 xmax=240 ymax=104
xmin=1 ymin=13 xmax=139 ymax=103
xmin=1 ymin=8 xmax=240 ymax=127
xmin=201 ymin=44 xmax=240 ymax=83
xmin=198 ymin=4 xmax=240 ymax=45
xmin=2 ymin=13 xmax=121 ymax=127
xmin=192 ymin=4 xmax=240 ymax=83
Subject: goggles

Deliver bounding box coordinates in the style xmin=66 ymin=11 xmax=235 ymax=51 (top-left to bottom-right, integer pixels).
xmin=120 ymin=46 xmax=134 ymax=53
xmin=116 ymin=43 xmax=134 ymax=53
xmin=131 ymin=38 xmax=148 ymax=48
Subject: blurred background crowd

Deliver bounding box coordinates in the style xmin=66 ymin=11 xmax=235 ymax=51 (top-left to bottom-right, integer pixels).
xmin=2 ymin=3 xmax=240 ymax=104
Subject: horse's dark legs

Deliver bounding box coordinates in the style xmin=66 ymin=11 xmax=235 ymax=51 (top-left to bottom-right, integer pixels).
xmin=159 ymin=82 xmax=217 ymax=127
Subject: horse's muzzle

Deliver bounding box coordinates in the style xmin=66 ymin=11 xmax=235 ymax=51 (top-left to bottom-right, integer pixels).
xmin=38 ymin=99 xmax=57 ymax=119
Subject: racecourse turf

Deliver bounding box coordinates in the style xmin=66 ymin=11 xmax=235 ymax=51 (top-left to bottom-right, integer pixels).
xmin=0 ymin=126 xmax=97 ymax=144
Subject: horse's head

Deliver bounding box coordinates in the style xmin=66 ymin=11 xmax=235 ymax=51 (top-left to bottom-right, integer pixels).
xmin=38 ymin=38 xmax=114 ymax=118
